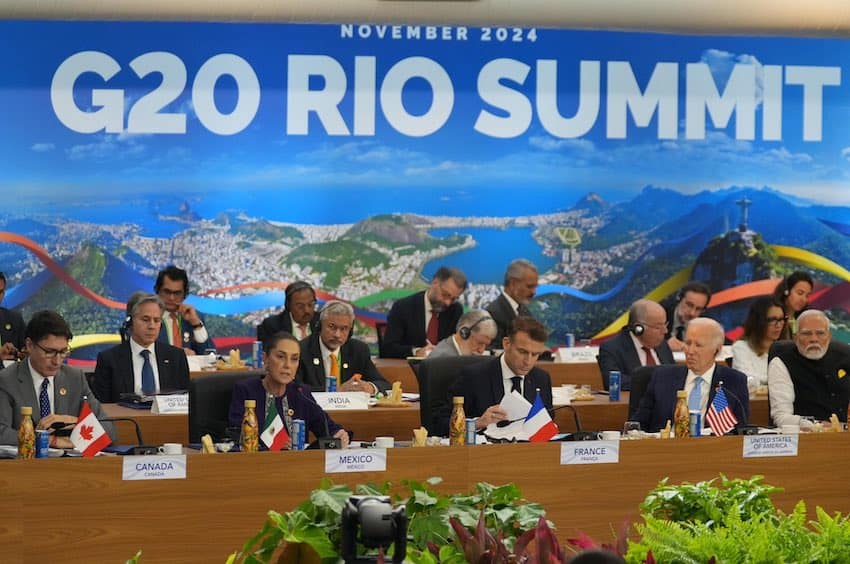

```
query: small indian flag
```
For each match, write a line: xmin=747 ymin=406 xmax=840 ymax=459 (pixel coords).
xmin=260 ymin=401 xmax=289 ymax=451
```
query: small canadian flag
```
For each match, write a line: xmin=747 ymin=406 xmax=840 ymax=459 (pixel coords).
xmin=70 ymin=402 xmax=111 ymax=457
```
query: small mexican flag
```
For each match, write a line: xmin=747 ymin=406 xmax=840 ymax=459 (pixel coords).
xmin=260 ymin=401 xmax=289 ymax=451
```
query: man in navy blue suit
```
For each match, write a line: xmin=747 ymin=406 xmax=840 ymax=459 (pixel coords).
xmin=440 ymin=317 xmax=553 ymax=435
xmin=634 ymin=317 xmax=749 ymax=433
xmin=155 ymin=265 xmax=214 ymax=355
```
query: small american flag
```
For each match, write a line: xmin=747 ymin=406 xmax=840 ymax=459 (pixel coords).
xmin=706 ymin=387 xmax=738 ymax=436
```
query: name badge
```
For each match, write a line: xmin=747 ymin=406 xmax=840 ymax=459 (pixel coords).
xmin=151 ymin=393 xmax=189 ymax=414
xmin=122 ymin=455 xmax=187 ymax=481
xmin=743 ymin=435 xmax=799 ymax=458
xmin=325 ymin=449 xmax=387 ymax=473
xmin=557 ymin=346 xmax=600 ymax=363
xmin=312 ymin=392 xmax=370 ymax=410
xmin=560 ymin=440 xmax=620 ymax=465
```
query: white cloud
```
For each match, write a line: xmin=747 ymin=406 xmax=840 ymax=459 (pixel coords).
xmin=30 ymin=143 xmax=55 ymax=152
xmin=66 ymin=134 xmax=146 ymax=161
xmin=528 ymin=136 xmax=596 ymax=152
xmin=700 ymin=49 xmax=765 ymax=107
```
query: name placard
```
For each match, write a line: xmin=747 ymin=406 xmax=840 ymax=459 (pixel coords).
xmin=312 ymin=392 xmax=370 ymax=410
xmin=325 ymin=449 xmax=387 ymax=473
xmin=122 ymin=455 xmax=187 ymax=481
xmin=151 ymin=393 xmax=189 ymax=414
xmin=560 ymin=440 xmax=620 ymax=465
xmin=556 ymin=346 xmax=600 ymax=363
xmin=743 ymin=435 xmax=799 ymax=458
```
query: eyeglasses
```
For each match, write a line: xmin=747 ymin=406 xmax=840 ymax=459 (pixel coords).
xmin=33 ymin=342 xmax=71 ymax=359
xmin=766 ymin=316 xmax=788 ymax=326
xmin=798 ymin=330 xmax=829 ymax=338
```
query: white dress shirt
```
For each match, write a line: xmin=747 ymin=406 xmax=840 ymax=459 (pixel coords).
xmin=29 ymin=360 xmax=53 ymax=415
xmin=629 ymin=332 xmax=660 ymax=366
xmin=731 ymin=340 xmax=768 ymax=390
xmin=767 ymin=356 xmax=805 ymax=428
xmin=130 ymin=338 xmax=161 ymax=395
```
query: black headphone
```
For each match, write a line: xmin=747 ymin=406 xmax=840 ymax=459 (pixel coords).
xmin=285 ymin=281 xmax=315 ymax=309
xmin=629 ymin=323 xmax=645 ymax=336
xmin=459 ymin=315 xmax=492 ymax=340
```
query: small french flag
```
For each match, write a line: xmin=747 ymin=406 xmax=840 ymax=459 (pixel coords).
xmin=523 ymin=394 xmax=559 ymax=442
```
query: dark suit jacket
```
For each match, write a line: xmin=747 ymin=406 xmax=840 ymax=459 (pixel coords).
xmin=92 ymin=341 xmax=191 ymax=403
xmin=633 ymin=364 xmax=750 ymax=433
xmin=157 ymin=314 xmax=214 ymax=355
xmin=298 ymin=333 xmax=390 ymax=393
xmin=485 ymin=294 xmax=516 ymax=347
xmin=597 ymin=329 xmax=675 ymax=390
xmin=0 ymin=362 xmax=115 ymax=445
xmin=0 ymin=307 xmax=25 ymax=355
xmin=383 ymin=291 xmax=463 ymax=358
xmin=257 ymin=311 xmax=321 ymax=342
xmin=228 ymin=378 xmax=342 ymax=446
xmin=437 ymin=356 xmax=553 ymax=436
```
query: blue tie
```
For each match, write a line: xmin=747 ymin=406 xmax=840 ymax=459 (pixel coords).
xmin=39 ymin=378 xmax=50 ymax=419
xmin=141 ymin=349 xmax=155 ymax=395
xmin=689 ymin=376 xmax=703 ymax=412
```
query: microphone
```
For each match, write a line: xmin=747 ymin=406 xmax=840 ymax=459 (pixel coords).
xmin=715 ymin=380 xmax=756 ymax=435
xmin=496 ymin=404 xmax=582 ymax=432
xmin=100 ymin=417 xmax=159 ymax=455
xmin=296 ymin=386 xmax=344 ymax=449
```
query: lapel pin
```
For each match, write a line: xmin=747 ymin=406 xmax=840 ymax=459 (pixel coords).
xmin=183 ymin=332 xmax=191 ymax=343
xmin=59 ymin=387 xmax=68 ymax=396
xmin=342 ymin=363 xmax=349 ymax=369
xmin=164 ymin=359 xmax=171 ymax=364
xmin=287 ymin=408 xmax=294 ymax=417
xmin=313 ymin=358 xmax=320 ymax=365
xmin=4 ymin=324 xmax=10 ymax=331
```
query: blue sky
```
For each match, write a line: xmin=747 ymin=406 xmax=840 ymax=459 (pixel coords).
xmin=3 ymin=21 xmax=850 ymax=211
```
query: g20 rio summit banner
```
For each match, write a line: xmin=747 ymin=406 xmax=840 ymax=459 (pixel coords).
xmin=2 ymin=20 xmax=850 ymax=355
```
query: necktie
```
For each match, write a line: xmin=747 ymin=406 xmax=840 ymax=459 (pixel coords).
xmin=171 ymin=314 xmax=182 ymax=347
xmin=427 ymin=311 xmax=439 ymax=345
xmin=689 ymin=376 xmax=703 ymax=412
xmin=329 ymin=353 xmax=340 ymax=386
xmin=642 ymin=347 xmax=657 ymax=366
xmin=141 ymin=349 xmax=155 ymax=395
xmin=39 ymin=378 xmax=50 ymax=419
xmin=510 ymin=376 xmax=522 ymax=395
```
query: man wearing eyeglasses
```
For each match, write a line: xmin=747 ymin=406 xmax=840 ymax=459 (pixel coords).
xmin=154 ymin=265 xmax=214 ymax=356
xmin=298 ymin=301 xmax=389 ymax=394
xmin=382 ymin=266 xmax=467 ymax=358
xmin=0 ymin=310 xmax=115 ymax=447
xmin=598 ymin=299 xmax=675 ymax=391
xmin=665 ymin=282 xmax=712 ymax=353
xmin=768 ymin=309 xmax=850 ymax=429
xmin=92 ymin=292 xmax=190 ymax=403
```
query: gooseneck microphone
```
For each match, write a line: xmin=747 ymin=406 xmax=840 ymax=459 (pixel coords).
xmin=295 ymin=386 xmax=343 ymax=449
xmin=495 ymin=404 xmax=583 ymax=432
xmin=100 ymin=417 xmax=160 ymax=454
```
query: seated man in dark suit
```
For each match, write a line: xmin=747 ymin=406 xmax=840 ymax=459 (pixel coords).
xmin=257 ymin=281 xmax=321 ymax=342
xmin=767 ymin=309 xmax=850 ymax=429
xmin=0 ymin=271 xmax=25 ymax=367
xmin=0 ymin=310 xmax=115 ymax=447
xmin=93 ymin=292 xmax=191 ymax=403
xmin=486 ymin=259 xmax=539 ymax=346
xmin=664 ymin=281 xmax=712 ymax=353
xmin=155 ymin=265 xmax=214 ymax=355
xmin=634 ymin=317 xmax=749 ymax=433
xmin=382 ymin=266 xmax=467 ymax=358
xmin=440 ymin=317 xmax=553 ymax=435
xmin=598 ymin=299 xmax=675 ymax=390
xmin=298 ymin=300 xmax=389 ymax=394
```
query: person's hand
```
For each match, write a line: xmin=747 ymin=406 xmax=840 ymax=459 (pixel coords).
xmin=178 ymin=303 xmax=202 ymax=327
xmin=334 ymin=429 xmax=350 ymax=449
xmin=182 ymin=347 xmax=197 ymax=356
xmin=476 ymin=405 xmax=508 ymax=430
xmin=339 ymin=379 xmax=375 ymax=394
xmin=667 ymin=336 xmax=685 ymax=352
xmin=51 ymin=436 xmax=74 ymax=449
xmin=413 ymin=343 xmax=434 ymax=357
xmin=36 ymin=414 xmax=77 ymax=432
xmin=0 ymin=342 xmax=18 ymax=361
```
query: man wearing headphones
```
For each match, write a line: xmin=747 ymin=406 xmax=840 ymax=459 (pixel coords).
xmin=665 ymin=281 xmax=712 ymax=352
xmin=430 ymin=310 xmax=498 ymax=359
xmin=257 ymin=281 xmax=321 ymax=343
xmin=597 ymin=299 xmax=674 ymax=391
xmin=154 ymin=265 xmax=214 ymax=356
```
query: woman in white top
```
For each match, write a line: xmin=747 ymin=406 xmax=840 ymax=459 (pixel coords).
xmin=732 ymin=296 xmax=787 ymax=394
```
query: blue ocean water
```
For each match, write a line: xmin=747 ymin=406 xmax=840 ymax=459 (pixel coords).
xmin=422 ymin=227 xmax=558 ymax=284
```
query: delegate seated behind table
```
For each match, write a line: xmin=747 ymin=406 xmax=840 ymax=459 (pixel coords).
xmin=633 ymin=317 xmax=749 ymax=434
xmin=0 ymin=310 xmax=115 ymax=447
xmin=767 ymin=309 xmax=850 ymax=429
xmin=229 ymin=331 xmax=349 ymax=449
xmin=731 ymin=296 xmax=786 ymax=394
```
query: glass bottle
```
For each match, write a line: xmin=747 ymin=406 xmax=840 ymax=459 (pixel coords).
xmin=449 ymin=396 xmax=466 ymax=446
xmin=240 ymin=399 xmax=259 ymax=453
xmin=18 ymin=406 xmax=35 ymax=459
xmin=673 ymin=390 xmax=690 ymax=438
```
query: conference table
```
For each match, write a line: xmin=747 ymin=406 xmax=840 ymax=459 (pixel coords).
xmin=2 ymin=434 xmax=848 ymax=562
xmin=103 ymin=393 xmax=771 ymax=446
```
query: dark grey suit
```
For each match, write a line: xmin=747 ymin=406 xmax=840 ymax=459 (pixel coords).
xmin=0 ymin=362 xmax=115 ymax=445
xmin=597 ymin=329 xmax=675 ymax=390
xmin=485 ymin=294 xmax=518 ymax=346
xmin=298 ymin=333 xmax=390 ymax=393
xmin=92 ymin=341 xmax=190 ymax=403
